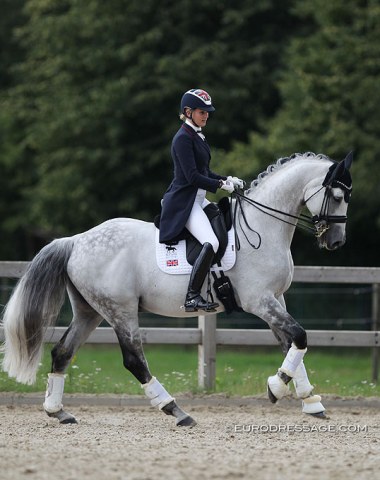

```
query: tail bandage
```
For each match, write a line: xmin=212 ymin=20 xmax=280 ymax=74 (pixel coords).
xmin=43 ymin=373 xmax=65 ymax=413
xmin=142 ymin=377 xmax=174 ymax=410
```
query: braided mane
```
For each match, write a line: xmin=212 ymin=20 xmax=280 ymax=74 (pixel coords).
xmin=246 ymin=152 xmax=332 ymax=193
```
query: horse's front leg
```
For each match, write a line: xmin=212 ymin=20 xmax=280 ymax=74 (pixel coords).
xmin=112 ymin=316 xmax=196 ymax=427
xmin=255 ymin=295 xmax=326 ymax=418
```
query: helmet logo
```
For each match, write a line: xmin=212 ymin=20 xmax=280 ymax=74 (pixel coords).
xmin=189 ymin=89 xmax=212 ymax=105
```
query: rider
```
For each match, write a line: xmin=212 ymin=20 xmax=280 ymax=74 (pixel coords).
xmin=159 ymin=88 xmax=244 ymax=312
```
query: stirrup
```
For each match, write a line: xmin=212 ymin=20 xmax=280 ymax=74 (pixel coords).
xmin=183 ymin=295 xmax=219 ymax=313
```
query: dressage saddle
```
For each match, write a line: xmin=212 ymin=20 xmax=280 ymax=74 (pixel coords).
xmin=155 ymin=197 xmax=241 ymax=314
xmin=154 ymin=196 xmax=232 ymax=266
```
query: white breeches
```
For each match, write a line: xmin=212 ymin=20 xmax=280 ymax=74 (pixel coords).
xmin=185 ymin=189 xmax=219 ymax=253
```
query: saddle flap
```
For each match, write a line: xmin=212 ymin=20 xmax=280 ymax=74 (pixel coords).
xmin=155 ymin=228 xmax=236 ymax=275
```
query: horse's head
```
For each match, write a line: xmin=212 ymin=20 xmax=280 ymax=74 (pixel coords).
xmin=303 ymin=152 xmax=353 ymax=250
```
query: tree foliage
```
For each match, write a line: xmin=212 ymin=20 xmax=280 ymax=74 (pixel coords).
xmin=214 ymin=0 xmax=380 ymax=265
xmin=0 ymin=0 xmax=299 ymax=258
xmin=1 ymin=0 xmax=380 ymax=267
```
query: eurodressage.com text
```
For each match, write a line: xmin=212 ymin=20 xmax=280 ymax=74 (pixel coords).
xmin=234 ymin=424 xmax=368 ymax=434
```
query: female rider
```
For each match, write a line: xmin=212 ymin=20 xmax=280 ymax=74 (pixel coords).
xmin=159 ymin=89 xmax=244 ymax=312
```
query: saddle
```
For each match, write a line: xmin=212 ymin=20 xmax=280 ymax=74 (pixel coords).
xmin=155 ymin=196 xmax=232 ymax=266
xmin=155 ymin=197 xmax=242 ymax=314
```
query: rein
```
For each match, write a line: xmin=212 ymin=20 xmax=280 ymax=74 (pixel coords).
xmin=231 ymin=185 xmax=348 ymax=251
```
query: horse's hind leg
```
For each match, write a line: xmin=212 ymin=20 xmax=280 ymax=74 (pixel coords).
xmin=256 ymin=295 xmax=325 ymax=417
xmin=108 ymin=307 xmax=196 ymax=427
xmin=44 ymin=282 xmax=103 ymax=424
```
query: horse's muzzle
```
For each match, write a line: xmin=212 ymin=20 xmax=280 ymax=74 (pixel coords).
xmin=318 ymin=224 xmax=346 ymax=250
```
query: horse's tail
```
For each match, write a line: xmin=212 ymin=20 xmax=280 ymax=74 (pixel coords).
xmin=1 ymin=238 xmax=74 ymax=385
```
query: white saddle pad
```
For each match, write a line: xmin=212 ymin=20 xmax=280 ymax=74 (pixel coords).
xmin=155 ymin=228 xmax=236 ymax=275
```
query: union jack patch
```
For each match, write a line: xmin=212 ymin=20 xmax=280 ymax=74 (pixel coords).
xmin=166 ymin=259 xmax=179 ymax=267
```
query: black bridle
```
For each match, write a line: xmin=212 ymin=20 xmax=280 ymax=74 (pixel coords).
xmin=231 ymin=177 xmax=351 ymax=251
xmin=303 ymin=185 xmax=349 ymax=236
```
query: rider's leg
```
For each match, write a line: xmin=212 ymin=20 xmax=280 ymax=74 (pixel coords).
xmin=185 ymin=191 xmax=219 ymax=253
xmin=184 ymin=190 xmax=219 ymax=312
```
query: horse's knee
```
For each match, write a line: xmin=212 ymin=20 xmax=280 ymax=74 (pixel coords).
xmin=292 ymin=325 xmax=307 ymax=349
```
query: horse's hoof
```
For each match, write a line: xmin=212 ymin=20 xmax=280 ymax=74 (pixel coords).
xmin=267 ymin=385 xmax=278 ymax=404
xmin=308 ymin=411 xmax=328 ymax=419
xmin=176 ymin=415 xmax=197 ymax=427
xmin=47 ymin=409 xmax=78 ymax=424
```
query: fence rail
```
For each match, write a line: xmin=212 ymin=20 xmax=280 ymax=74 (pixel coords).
xmin=0 ymin=262 xmax=379 ymax=387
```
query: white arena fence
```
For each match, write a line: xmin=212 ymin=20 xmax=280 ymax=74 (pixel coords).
xmin=0 ymin=262 xmax=379 ymax=388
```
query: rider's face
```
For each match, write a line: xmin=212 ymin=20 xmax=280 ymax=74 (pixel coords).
xmin=187 ymin=108 xmax=209 ymax=128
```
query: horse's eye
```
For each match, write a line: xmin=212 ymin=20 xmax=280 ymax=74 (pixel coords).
xmin=331 ymin=189 xmax=344 ymax=202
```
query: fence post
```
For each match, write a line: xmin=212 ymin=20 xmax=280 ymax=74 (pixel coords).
xmin=198 ymin=313 xmax=217 ymax=390
xmin=371 ymin=284 xmax=380 ymax=382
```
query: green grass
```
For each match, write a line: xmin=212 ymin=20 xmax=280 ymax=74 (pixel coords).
xmin=0 ymin=345 xmax=379 ymax=397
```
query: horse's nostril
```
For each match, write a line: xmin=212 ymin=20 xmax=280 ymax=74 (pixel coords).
xmin=331 ymin=239 xmax=345 ymax=250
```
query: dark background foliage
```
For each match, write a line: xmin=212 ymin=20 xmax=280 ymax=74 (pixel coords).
xmin=0 ymin=0 xmax=379 ymax=266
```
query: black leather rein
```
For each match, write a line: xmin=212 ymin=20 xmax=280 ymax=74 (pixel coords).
xmin=231 ymin=185 xmax=348 ymax=250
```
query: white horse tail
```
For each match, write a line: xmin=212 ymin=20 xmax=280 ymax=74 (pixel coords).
xmin=1 ymin=238 xmax=74 ymax=385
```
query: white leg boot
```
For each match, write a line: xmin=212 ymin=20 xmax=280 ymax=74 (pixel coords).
xmin=142 ymin=376 xmax=175 ymax=410
xmin=301 ymin=395 xmax=326 ymax=415
xmin=43 ymin=373 xmax=65 ymax=413
xmin=293 ymin=362 xmax=325 ymax=416
xmin=268 ymin=343 xmax=307 ymax=402
xmin=293 ymin=361 xmax=313 ymax=398
xmin=43 ymin=373 xmax=77 ymax=424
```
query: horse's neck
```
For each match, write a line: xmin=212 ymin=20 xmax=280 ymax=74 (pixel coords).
xmin=240 ymin=159 xmax=328 ymax=247
xmin=254 ymin=159 xmax=330 ymax=211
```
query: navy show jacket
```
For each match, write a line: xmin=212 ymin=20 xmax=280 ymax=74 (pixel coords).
xmin=159 ymin=124 xmax=226 ymax=244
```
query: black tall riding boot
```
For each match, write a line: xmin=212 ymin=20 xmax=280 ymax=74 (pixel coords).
xmin=184 ymin=242 xmax=219 ymax=312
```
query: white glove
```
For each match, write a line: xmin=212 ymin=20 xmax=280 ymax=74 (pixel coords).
xmin=227 ymin=176 xmax=245 ymax=189
xmin=220 ymin=179 xmax=234 ymax=193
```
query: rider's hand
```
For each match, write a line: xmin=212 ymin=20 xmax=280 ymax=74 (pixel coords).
xmin=227 ymin=176 xmax=245 ymax=190
xmin=219 ymin=179 xmax=234 ymax=193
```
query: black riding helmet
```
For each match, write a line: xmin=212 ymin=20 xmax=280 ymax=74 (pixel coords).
xmin=180 ymin=89 xmax=215 ymax=113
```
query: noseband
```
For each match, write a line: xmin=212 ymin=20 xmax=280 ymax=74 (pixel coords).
xmin=305 ymin=162 xmax=353 ymax=237
xmin=303 ymin=186 xmax=348 ymax=238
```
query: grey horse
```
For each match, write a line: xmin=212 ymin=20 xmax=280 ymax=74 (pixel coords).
xmin=1 ymin=152 xmax=353 ymax=426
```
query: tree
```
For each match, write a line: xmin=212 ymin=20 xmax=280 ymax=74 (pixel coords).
xmin=0 ymin=0 xmax=301 ymax=258
xmin=0 ymin=0 xmax=34 ymax=259
xmin=214 ymin=0 xmax=380 ymax=265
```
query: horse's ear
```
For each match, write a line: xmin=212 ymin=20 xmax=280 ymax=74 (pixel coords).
xmin=343 ymin=151 xmax=353 ymax=170
xmin=333 ymin=158 xmax=346 ymax=178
